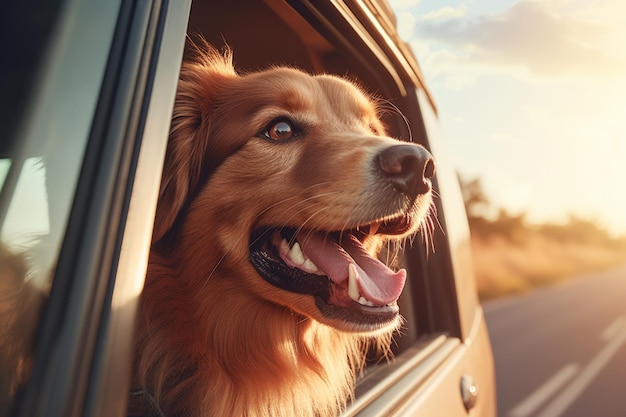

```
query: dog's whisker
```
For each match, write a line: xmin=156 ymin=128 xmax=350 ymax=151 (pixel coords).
xmin=292 ymin=208 xmax=331 ymax=238
xmin=423 ymin=204 xmax=438 ymax=254
xmin=377 ymin=99 xmax=413 ymax=142
xmin=430 ymin=203 xmax=443 ymax=236
xmin=253 ymin=189 xmax=344 ymax=230
xmin=296 ymin=316 xmax=310 ymax=325
xmin=243 ymin=184 xmax=341 ymax=226
xmin=199 ymin=251 xmax=230 ymax=290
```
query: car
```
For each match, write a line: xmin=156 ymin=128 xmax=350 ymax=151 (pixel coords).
xmin=0 ymin=1 xmax=495 ymax=416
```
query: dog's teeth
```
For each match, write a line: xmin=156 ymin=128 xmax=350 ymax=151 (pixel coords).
xmin=302 ymin=258 xmax=319 ymax=273
xmin=345 ymin=264 xmax=379 ymax=306
xmin=348 ymin=264 xmax=360 ymax=302
xmin=357 ymin=296 xmax=375 ymax=306
xmin=289 ymin=242 xmax=305 ymax=264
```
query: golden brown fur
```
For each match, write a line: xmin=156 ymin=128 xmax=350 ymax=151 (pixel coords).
xmin=132 ymin=43 xmax=434 ymax=417
xmin=0 ymin=246 xmax=45 ymax=416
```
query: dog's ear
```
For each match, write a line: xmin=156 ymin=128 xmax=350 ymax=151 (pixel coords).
xmin=152 ymin=43 xmax=237 ymax=243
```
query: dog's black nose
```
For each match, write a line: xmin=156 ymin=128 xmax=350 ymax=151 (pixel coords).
xmin=377 ymin=144 xmax=435 ymax=198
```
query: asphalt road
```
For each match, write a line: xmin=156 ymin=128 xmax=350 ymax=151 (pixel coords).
xmin=483 ymin=265 xmax=626 ymax=417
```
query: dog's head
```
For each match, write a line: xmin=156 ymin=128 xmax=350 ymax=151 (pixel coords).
xmin=153 ymin=44 xmax=435 ymax=335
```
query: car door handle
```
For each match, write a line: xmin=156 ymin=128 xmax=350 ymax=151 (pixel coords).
xmin=460 ymin=374 xmax=479 ymax=411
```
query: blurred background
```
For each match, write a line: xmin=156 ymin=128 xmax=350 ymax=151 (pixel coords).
xmin=388 ymin=1 xmax=626 ymax=416
xmin=388 ymin=0 xmax=626 ymax=300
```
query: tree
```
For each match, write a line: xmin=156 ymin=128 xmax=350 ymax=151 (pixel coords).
xmin=458 ymin=175 xmax=490 ymax=220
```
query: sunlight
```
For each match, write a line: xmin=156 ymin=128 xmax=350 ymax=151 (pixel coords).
xmin=388 ymin=0 xmax=626 ymax=236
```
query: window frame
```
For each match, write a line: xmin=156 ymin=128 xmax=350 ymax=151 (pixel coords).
xmin=13 ymin=1 xmax=190 ymax=416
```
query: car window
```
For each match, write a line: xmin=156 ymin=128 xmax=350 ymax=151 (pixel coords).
xmin=183 ymin=4 xmax=465 ymax=412
xmin=0 ymin=0 xmax=121 ymax=413
xmin=416 ymin=89 xmax=478 ymax=339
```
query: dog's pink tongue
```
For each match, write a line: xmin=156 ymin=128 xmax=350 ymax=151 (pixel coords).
xmin=297 ymin=232 xmax=406 ymax=305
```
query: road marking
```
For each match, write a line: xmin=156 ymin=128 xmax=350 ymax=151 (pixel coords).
xmin=508 ymin=364 xmax=580 ymax=417
xmin=536 ymin=326 xmax=626 ymax=417
xmin=602 ymin=315 xmax=626 ymax=341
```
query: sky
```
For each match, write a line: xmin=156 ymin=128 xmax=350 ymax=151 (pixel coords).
xmin=387 ymin=0 xmax=626 ymax=236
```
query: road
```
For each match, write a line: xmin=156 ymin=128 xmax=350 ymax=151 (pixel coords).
xmin=483 ymin=265 xmax=626 ymax=417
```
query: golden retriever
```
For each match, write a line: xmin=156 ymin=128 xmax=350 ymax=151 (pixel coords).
xmin=129 ymin=42 xmax=435 ymax=417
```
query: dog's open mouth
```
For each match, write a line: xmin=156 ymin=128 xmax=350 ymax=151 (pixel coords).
xmin=249 ymin=214 xmax=413 ymax=330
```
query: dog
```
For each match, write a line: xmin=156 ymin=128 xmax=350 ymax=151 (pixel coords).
xmin=130 ymin=42 xmax=435 ymax=417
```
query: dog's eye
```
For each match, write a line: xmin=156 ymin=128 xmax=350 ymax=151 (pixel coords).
xmin=262 ymin=119 xmax=298 ymax=141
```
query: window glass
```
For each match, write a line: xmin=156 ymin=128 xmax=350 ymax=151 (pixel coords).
xmin=0 ymin=0 xmax=121 ymax=412
xmin=417 ymin=88 xmax=478 ymax=337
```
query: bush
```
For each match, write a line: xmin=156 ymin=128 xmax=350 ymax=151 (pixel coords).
xmin=458 ymin=175 xmax=626 ymax=300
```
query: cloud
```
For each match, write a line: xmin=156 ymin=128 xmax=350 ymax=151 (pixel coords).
xmin=420 ymin=5 xmax=468 ymax=22
xmin=387 ymin=0 xmax=421 ymax=11
xmin=413 ymin=0 xmax=626 ymax=78
xmin=442 ymin=72 xmax=476 ymax=90
xmin=395 ymin=10 xmax=417 ymax=41
xmin=388 ymin=0 xmax=421 ymax=40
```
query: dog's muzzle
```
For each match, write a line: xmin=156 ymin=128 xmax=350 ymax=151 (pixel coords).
xmin=248 ymin=143 xmax=435 ymax=332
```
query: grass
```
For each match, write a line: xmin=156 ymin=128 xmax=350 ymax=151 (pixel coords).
xmin=472 ymin=232 xmax=626 ymax=301
xmin=458 ymin=176 xmax=626 ymax=301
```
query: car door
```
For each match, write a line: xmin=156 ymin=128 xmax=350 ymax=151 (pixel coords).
xmin=0 ymin=1 xmax=190 ymax=416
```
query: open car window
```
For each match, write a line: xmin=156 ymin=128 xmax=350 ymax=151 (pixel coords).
xmin=183 ymin=2 xmax=476 ymax=412
xmin=1 ymin=1 xmax=494 ymax=416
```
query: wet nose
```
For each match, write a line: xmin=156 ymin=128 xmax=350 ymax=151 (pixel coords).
xmin=377 ymin=144 xmax=435 ymax=198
